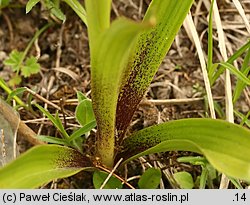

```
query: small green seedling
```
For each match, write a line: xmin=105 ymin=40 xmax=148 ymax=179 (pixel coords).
xmin=1 ymin=0 xmax=250 ymax=189
xmin=26 ymin=0 xmax=87 ymax=24
xmin=92 ymin=167 xmax=161 ymax=189
xmin=173 ymin=171 xmax=194 ymax=189
xmin=4 ymin=24 xmax=51 ymax=86
xmin=0 ymin=0 xmax=10 ymax=9
xmin=93 ymin=170 xmax=122 ymax=189
xmin=177 ymin=156 xmax=217 ymax=189
xmin=138 ymin=168 xmax=161 ymax=189
xmin=26 ymin=0 xmax=65 ymax=22
xmin=35 ymin=92 xmax=96 ymax=152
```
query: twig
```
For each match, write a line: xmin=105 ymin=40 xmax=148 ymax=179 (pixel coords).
xmin=23 ymin=116 xmax=75 ymax=123
xmin=25 ymin=87 xmax=61 ymax=111
xmin=96 ymin=159 xmax=135 ymax=189
xmin=99 ymin=158 xmax=123 ymax=189
xmin=50 ymin=96 xmax=224 ymax=106
xmin=2 ymin=12 xmax=14 ymax=47
xmin=141 ymin=97 xmax=223 ymax=106
xmin=34 ymin=38 xmax=41 ymax=59
xmin=55 ymin=23 xmax=64 ymax=68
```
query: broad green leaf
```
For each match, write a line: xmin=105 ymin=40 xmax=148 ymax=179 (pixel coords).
xmin=120 ymin=118 xmax=250 ymax=181
xmin=21 ymin=56 xmax=40 ymax=77
xmin=89 ymin=18 xmax=152 ymax=167
xmin=93 ymin=170 xmax=122 ymax=189
xmin=75 ymin=99 xmax=95 ymax=126
xmin=0 ymin=145 xmax=92 ymax=188
xmin=85 ymin=0 xmax=111 ymax=57
xmin=138 ymin=168 xmax=161 ymax=189
xmin=26 ymin=0 xmax=40 ymax=13
xmin=173 ymin=171 xmax=194 ymax=189
xmin=116 ymin=0 xmax=194 ymax=139
xmin=4 ymin=50 xmax=24 ymax=72
xmin=69 ymin=120 xmax=96 ymax=142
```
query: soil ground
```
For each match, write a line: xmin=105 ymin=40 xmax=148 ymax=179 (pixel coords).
xmin=0 ymin=0 xmax=250 ymax=188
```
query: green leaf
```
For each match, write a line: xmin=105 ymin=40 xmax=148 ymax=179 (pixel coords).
xmin=228 ymin=176 xmax=243 ymax=189
xmin=93 ymin=170 xmax=122 ymax=189
xmin=177 ymin=156 xmax=215 ymax=188
xmin=37 ymin=135 xmax=70 ymax=146
xmin=0 ymin=0 xmax=10 ymax=8
xmin=4 ymin=50 xmax=24 ymax=72
xmin=0 ymin=145 xmax=92 ymax=188
xmin=219 ymin=62 xmax=250 ymax=85
xmin=177 ymin=156 xmax=207 ymax=166
xmin=173 ymin=171 xmax=194 ymax=189
xmin=54 ymin=111 xmax=70 ymax=139
xmin=21 ymin=56 xmax=40 ymax=77
xmin=35 ymin=104 xmax=69 ymax=139
xmin=233 ymin=48 xmax=250 ymax=103
xmin=62 ymin=0 xmax=87 ymax=26
xmin=211 ymin=40 xmax=250 ymax=85
xmin=69 ymin=120 xmax=96 ymax=142
xmin=77 ymin=91 xmax=88 ymax=102
xmin=207 ymin=0 xmax=215 ymax=80
xmin=89 ymin=18 xmax=152 ymax=167
xmin=120 ymin=118 xmax=250 ymax=181
xmin=44 ymin=0 xmax=66 ymax=22
xmin=116 ymin=0 xmax=194 ymax=139
xmin=75 ymin=99 xmax=95 ymax=127
xmin=85 ymin=0 xmax=112 ymax=56
xmin=234 ymin=110 xmax=250 ymax=128
xmin=7 ymin=87 xmax=26 ymax=103
xmin=138 ymin=168 xmax=161 ymax=189
xmin=9 ymin=75 xmax=22 ymax=87
xmin=26 ymin=0 xmax=40 ymax=13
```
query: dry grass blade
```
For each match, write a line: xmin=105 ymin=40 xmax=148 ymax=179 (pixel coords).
xmin=232 ymin=0 xmax=250 ymax=34
xmin=212 ymin=0 xmax=233 ymax=189
xmin=52 ymin=67 xmax=80 ymax=82
xmin=183 ymin=13 xmax=216 ymax=119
